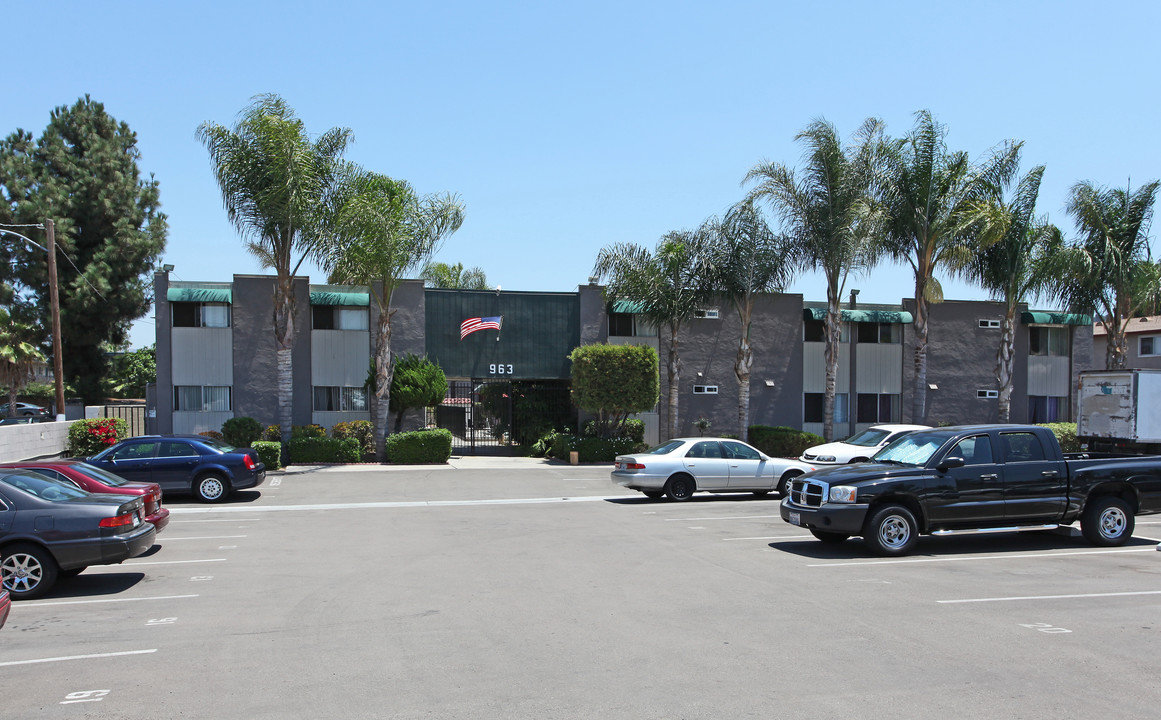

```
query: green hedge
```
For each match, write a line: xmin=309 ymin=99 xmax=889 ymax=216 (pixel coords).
xmin=222 ymin=416 xmax=264 ymax=447
xmin=747 ymin=425 xmax=825 ymax=457
xmin=385 ymin=429 xmax=453 ymax=464
xmin=1038 ymin=422 xmax=1081 ymax=453
xmin=332 ymin=420 xmax=374 ymax=457
xmin=287 ymin=437 xmax=361 ymax=463
xmin=251 ymin=441 xmax=282 ymax=470
xmin=550 ymin=433 xmax=640 ymax=462
xmin=68 ymin=417 xmax=129 ymax=457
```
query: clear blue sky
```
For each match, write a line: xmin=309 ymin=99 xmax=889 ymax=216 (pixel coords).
xmin=5 ymin=1 xmax=1159 ymax=348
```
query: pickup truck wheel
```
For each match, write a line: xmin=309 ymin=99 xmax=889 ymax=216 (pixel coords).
xmin=194 ymin=473 xmax=230 ymax=503
xmin=642 ymin=491 xmax=664 ymax=500
xmin=1 ymin=543 xmax=59 ymax=600
xmin=863 ymin=504 xmax=918 ymax=556
xmin=1081 ymin=496 xmax=1134 ymax=546
xmin=810 ymin=529 xmax=849 ymax=544
xmin=664 ymin=474 xmax=695 ymax=501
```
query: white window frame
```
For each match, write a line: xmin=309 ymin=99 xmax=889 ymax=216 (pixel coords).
xmin=978 ymin=319 xmax=1000 ymax=329
xmin=1140 ymin=335 xmax=1160 ymax=357
xmin=694 ymin=309 xmax=720 ymax=319
xmin=692 ymin=385 xmax=718 ymax=394
xmin=174 ymin=385 xmax=232 ymax=412
xmin=977 ymin=389 xmax=999 ymax=399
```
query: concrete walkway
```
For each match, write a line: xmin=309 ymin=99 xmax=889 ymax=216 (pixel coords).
xmin=277 ymin=455 xmax=607 ymax=473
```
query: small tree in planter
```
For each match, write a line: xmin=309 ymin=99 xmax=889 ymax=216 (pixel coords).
xmin=389 ymin=354 xmax=447 ymax=432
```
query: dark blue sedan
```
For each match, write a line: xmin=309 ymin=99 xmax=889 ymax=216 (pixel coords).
xmin=86 ymin=435 xmax=266 ymax=503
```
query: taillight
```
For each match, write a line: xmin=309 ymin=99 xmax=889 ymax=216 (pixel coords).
xmin=243 ymin=454 xmax=257 ymax=470
xmin=100 ymin=513 xmax=136 ymax=528
xmin=152 ymin=491 xmax=162 ymax=504
xmin=625 ymin=463 xmax=646 ymax=470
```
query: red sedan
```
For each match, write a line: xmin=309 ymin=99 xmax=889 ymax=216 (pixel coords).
xmin=0 ymin=586 xmax=10 ymax=629
xmin=0 ymin=461 xmax=170 ymax=533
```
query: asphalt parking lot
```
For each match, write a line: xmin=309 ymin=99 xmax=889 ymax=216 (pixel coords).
xmin=2 ymin=458 xmax=1160 ymax=719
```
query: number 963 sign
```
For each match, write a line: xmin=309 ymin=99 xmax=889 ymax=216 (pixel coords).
xmin=489 ymin=363 xmax=514 ymax=375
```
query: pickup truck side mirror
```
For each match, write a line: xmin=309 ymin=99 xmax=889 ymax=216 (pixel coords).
xmin=937 ymin=456 xmax=965 ymax=472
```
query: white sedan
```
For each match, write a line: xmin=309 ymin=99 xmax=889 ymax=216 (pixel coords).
xmin=799 ymin=424 xmax=929 ymax=464
xmin=611 ymin=437 xmax=816 ymax=501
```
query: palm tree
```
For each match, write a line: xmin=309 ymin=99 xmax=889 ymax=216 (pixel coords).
xmin=1056 ymin=179 xmax=1161 ymax=369
xmin=198 ymin=95 xmax=352 ymax=448
xmin=593 ymin=232 xmax=711 ymax=440
xmin=959 ymin=164 xmax=1060 ymax=421
xmin=317 ymin=169 xmax=465 ymax=458
xmin=876 ymin=110 xmax=1020 ymax=424
xmin=701 ymin=199 xmax=796 ymax=436
xmin=0 ymin=308 xmax=46 ymax=417
xmin=745 ymin=117 xmax=884 ymax=440
xmin=421 ymin=261 xmax=489 ymax=290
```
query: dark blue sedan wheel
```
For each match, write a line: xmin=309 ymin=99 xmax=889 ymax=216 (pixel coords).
xmin=194 ymin=473 xmax=229 ymax=503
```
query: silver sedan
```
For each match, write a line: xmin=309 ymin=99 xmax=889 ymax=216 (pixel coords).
xmin=611 ymin=437 xmax=816 ymax=501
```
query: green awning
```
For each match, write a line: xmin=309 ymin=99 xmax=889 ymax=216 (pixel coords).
xmin=611 ymin=300 xmax=646 ymax=314
xmin=803 ymin=308 xmax=913 ymax=323
xmin=310 ymin=291 xmax=369 ymax=307
xmin=1021 ymin=311 xmax=1091 ymax=326
xmin=167 ymin=287 xmax=232 ymax=304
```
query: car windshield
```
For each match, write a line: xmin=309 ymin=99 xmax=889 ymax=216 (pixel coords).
xmin=642 ymin=440 xmax=685 ymax=455
xmin=73 ymin=463 xmax=133 ymax=487
xmin=1 ymin=470 xmax=90 ymax=501
xmin=842 ymin=429 xmax=891 ymax=447
xmin=873 ymin=432 xmax=951 ymax=466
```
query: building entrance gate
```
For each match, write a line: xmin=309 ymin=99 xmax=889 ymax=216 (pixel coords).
xmin=431 ymin=379 xmax=575 ymax=455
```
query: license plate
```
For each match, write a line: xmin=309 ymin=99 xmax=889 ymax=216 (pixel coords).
xmin=788 ymin=511 xmax=802 ymax=526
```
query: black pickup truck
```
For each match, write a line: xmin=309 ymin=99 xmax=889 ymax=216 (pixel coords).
xmin=780 ymin=424 xmax=1161 ymax=556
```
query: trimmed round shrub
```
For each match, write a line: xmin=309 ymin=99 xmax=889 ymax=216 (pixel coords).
xmin=748 ymin=425 xmax=825 ymax=457
xmin=287 ymin=437 xmax=360 ymax=464
xmin=251 ymin=441 xmax=282 ymax=470
xmin=221 ymin=416 xmax=263 ymax=447
xmin=1038 ymin=422 xmax=1080 ymax=453
xmin=68 ymin=417 xmax=128 ymax=457
xmin=332 ymin=420 xmax=374 ymax=457
xmin=385 ymin=429 xmax=453 ymax=464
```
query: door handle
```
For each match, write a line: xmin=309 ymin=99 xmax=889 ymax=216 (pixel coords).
xmin=1041 ymin=471 xmax=1059 ymax=478
xmin=980 ymin=474 xmax=999 ymax=480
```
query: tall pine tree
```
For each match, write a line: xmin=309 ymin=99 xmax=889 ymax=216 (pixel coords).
xmin=0 ymin=96 xmax=167 ymax=402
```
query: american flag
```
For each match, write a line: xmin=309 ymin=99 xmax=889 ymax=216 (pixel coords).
xmin=460 ymin=316 xmax=503 ymax=339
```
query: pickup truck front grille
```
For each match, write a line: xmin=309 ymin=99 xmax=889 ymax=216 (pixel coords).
xmin=789 ymin=479 xmax=826 ymax=508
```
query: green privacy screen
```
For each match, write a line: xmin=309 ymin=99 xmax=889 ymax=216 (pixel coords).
xmin=424 ymin=289 xmax=581 ymax=379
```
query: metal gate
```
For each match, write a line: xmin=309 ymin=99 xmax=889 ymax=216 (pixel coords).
xmin=102 ymin=403 xmax=147 ymax=437
xmin=431 ymin=379 xmax=575 ymax=455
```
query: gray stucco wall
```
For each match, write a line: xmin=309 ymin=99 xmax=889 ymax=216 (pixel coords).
xmin=382 ymin=279 xmax=428 ymax=432
xmin=578 ymin=284 xmax=607 ymax=346
xmin=657 ymin=293 xmax=803 ymax=440
xmin=232 ymin=275 xmax=312 ymax=426
xmin=902 ymin=299 xmax=1004 ymax=426
xmin=153 ymin=271 xmax=173 ymax=434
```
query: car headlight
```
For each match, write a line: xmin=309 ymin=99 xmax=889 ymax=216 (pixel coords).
xmin=816 ymin=455 xmax=836 ymax=463
xmin=828 ymin=486 xmax=858 ymax=503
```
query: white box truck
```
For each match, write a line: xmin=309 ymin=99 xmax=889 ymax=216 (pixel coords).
xmin=1077 ymin=369 xmax=1161 ymax=452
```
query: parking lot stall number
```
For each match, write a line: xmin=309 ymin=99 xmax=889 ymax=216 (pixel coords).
xmin=146 ymin=617 xmax=177 ymax=626
xmin=62 ymin=690 xmax=110 ymax=704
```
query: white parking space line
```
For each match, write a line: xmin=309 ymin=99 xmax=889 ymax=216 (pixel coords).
xmin=724 ymin=535 xmax=815 ymax=540
xmin=938 ymin=590 xmax=1161 ymax=604
xmin=20 ymin=595 xmax=199 ymax=608
xmin=808 ymin=547 xmax=1156 ymax=567
xmin=168 ymin=496 xmax=625 ymax=513
xmin=665 ymin=515 xmax=783 ymax=521
xmin=123 ymin=558 xmax=227 ymax=566
xmin=159 ymin=535 xmax=247 ymax=541
xmin=0 ymin=649 xmax=158 ymax=667
xmin=169 ymin=518 xmax=262 ymax=523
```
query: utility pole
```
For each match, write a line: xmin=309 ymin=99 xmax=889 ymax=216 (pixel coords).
xmin=46 ymin=219 xmax=66 ymax=421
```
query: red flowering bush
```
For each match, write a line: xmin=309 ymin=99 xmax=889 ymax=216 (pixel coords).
xmin=67 ymin=417 xmax=129 ymax=457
